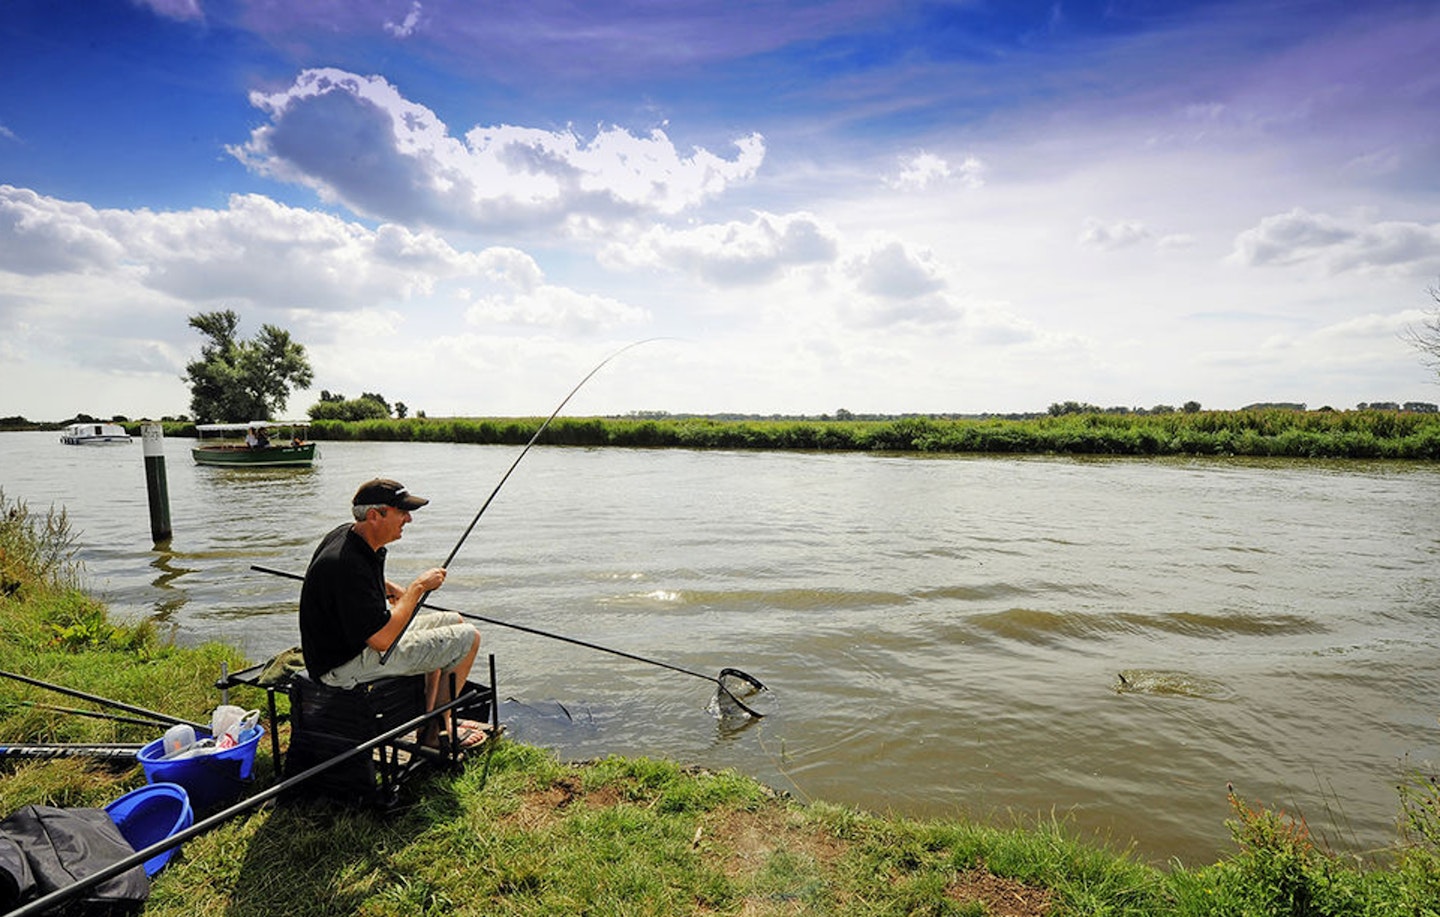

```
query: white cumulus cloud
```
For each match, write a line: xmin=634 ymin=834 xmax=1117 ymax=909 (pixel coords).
xmin=461 ymin=247 xmax=650 ymax=331
xmin=385 ymin=1 xmax=424 ymax=38
xmin=0 ymin=185 xmax=127 ymax=275
xmin=0 ymin=185 xmax=652 ymax=396
xmin=885 ymin=152 xmax=985 ymax=191
xmin=1078 ymin=218 xmax=1153 ymax=251
xmin=230 ymin=68 xmax=766 ymax=232
xmin=600 ymin=211 xmax=839 ymax=285
xmin=132 ymin=0 xmax=203 ymax=22
xmin=1230 ymin=208 xmax=1440 ymax=275
xmin=845 ymin=238 xmax=947 ymax=300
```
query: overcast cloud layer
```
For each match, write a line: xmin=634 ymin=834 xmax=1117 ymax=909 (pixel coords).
xmin=3 ymin=0 xmax=1439 ymax=420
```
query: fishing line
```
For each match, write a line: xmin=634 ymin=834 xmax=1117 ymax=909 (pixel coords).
xmin=381 ymin=338 xmax=664 ymax=664
xmin=754 ymin=731 xmax=813 ymax=806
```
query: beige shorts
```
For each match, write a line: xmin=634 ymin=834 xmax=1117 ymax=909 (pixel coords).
xmin=320 ymin=611 xmax=476 ymax=689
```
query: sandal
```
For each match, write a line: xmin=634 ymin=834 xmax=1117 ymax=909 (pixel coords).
xmin=451 ymin=722 xmax=496 ymax=749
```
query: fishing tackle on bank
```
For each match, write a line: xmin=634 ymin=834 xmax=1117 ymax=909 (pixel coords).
xmin=3 ymin=699 xmax=171 ymax=730
xmin=4 ymin=690 xmax=482 ymax=917
xmin=0 ymin=742 xmax=145 ymax=762
xmin=0 ymin=669 xmax=205 ymax=731
xmin=253 ymin=565 xmax=769 ymax=718
xmin=381 ymin=338 xmax=663 ymax=665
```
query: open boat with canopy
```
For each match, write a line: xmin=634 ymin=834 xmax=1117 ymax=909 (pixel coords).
xmin=192 ymin=421 xmax=316 ymax=467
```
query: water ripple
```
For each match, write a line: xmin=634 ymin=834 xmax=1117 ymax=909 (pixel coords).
xmin=961 ymin=606 xmax=1329 ymax=646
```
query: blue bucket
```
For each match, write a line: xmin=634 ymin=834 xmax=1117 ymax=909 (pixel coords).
xmin=105 ymin=782 xmax=194 ymax=876
xmin=136 ymin=726 xmax=265 ymax=813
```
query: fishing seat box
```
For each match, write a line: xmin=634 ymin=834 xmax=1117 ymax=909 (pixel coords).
xmin=216 ymin=655 xmax=496 ymax=810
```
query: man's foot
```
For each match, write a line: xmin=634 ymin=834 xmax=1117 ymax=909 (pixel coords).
xmin=452 ymin=721 xmax=497 ymax=748
xmin=419 ymin=720 xmax=500 ymax=755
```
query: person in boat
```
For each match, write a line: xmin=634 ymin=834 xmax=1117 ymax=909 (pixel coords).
xmin=245 ymin=427 xmax=260 ymax=448
xmin=298 ymin=478 xmax=487 ymax=750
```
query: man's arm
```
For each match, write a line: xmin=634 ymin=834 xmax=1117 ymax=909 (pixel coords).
xmin=365 ymin=567 xmax=446 ymax=652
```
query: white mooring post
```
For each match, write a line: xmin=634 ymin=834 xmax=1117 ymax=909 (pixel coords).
xmin=141 ymin=423 xmax=172 ymax=543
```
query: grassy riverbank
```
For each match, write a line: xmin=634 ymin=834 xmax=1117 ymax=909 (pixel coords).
xmin=3 ymin=492 xmax=1440 ymax=915
xmin=118 ymin=408 xmax=1440 ymax=459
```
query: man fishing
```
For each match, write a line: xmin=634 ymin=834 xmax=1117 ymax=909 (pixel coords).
xmin=298 ymin=478 xmax=488 ymax=750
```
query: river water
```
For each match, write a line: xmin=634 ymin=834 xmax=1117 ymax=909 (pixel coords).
xmin=3 ymin=430 xmax=1438 ymax=865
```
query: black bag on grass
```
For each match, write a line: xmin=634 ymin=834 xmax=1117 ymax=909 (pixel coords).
xmin=0 ymin=804 xmax=149 ymax=911
xmin=0 ymin=832 xmax=35 ymax=909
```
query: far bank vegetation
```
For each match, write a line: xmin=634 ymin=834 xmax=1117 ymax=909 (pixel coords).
xmin=11 ymin=406 xmax=1440 ymax=460
xmin=126 ymin=407 xmax=1440 ymax=460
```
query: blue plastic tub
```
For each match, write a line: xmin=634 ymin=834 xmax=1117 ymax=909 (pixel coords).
xmin=136 ymin=726 xmax=265 ymax=813
xmin=105 ymin=782 xmax=194 ymax=876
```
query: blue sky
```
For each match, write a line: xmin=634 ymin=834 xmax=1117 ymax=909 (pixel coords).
xmin=3 ymin=0 xmax=1439 ymax=421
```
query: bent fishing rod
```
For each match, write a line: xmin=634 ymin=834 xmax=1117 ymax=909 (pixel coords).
xmin=253 ymin=565 xmax=767 ymax=717
xmin=381 ymin=338 xmax=663 ymax=665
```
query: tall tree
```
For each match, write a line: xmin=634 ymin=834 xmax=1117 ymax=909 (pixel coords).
xmin=1407 ymin=283 xmax=1440 ymax=377
xmin=184 ymin=309 xmax=314 ymax=423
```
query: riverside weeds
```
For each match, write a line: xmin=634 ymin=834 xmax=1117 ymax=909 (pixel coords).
xmin=159 ymin=407 xmax=1440 ymax=460
xmin=32 ymin=407 xmax=1440 ymax=458
xmin=3 ymin=489 xmax=1440 ymax=915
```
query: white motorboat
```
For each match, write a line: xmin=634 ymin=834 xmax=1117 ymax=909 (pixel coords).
xmin=59 ymin=422 xmax=133 ymax=445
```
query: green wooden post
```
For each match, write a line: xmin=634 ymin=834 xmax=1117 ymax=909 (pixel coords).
xmin=141 ymin=423 xmax=172 ymax=543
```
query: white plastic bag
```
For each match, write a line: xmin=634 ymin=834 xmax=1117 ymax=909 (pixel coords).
xmin=210 ymin=706 xmax=260 ymax=749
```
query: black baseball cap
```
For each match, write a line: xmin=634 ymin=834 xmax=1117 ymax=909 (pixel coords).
xmin=352 ymin=478 xmax=429 ymax=510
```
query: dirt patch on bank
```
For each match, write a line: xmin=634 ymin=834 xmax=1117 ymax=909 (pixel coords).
xmin=698 ymin=805 xmax=848 ymax=876
xmin=947 ymin=867 xmax=1053 ymax=916
xmin=506 ymin=771 xmax=1053 ymax=915
xmin=504 ymin=774 xmax=624 ymax=830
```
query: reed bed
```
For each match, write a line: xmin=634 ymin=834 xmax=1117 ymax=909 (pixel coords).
xmin=268 ymin=409 xmax=1440 ymax=459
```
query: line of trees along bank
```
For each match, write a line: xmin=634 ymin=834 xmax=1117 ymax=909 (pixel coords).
xmin=139 ymin=408 xmax=1440 ymax=459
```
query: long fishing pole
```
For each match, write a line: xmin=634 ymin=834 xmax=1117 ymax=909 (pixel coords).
xmin=0 ymin=669 xmax=205 ymax=731
xmin=3 ymin=699 xmax=171 ymax=729
xmin=253 ymin=565 xmax=767 ymax=717
xmin=380 ymin=338 xmax=662 ymax=665
xmin=0 ymin=742 xmax=145 ymax=762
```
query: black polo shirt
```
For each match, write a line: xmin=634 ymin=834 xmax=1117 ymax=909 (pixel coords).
xmin=298 ymin=523 xmax=392 ymax=676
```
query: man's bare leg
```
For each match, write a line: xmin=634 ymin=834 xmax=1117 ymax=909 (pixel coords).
xmin=423 ymin=631 xmax=481 ymax=747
